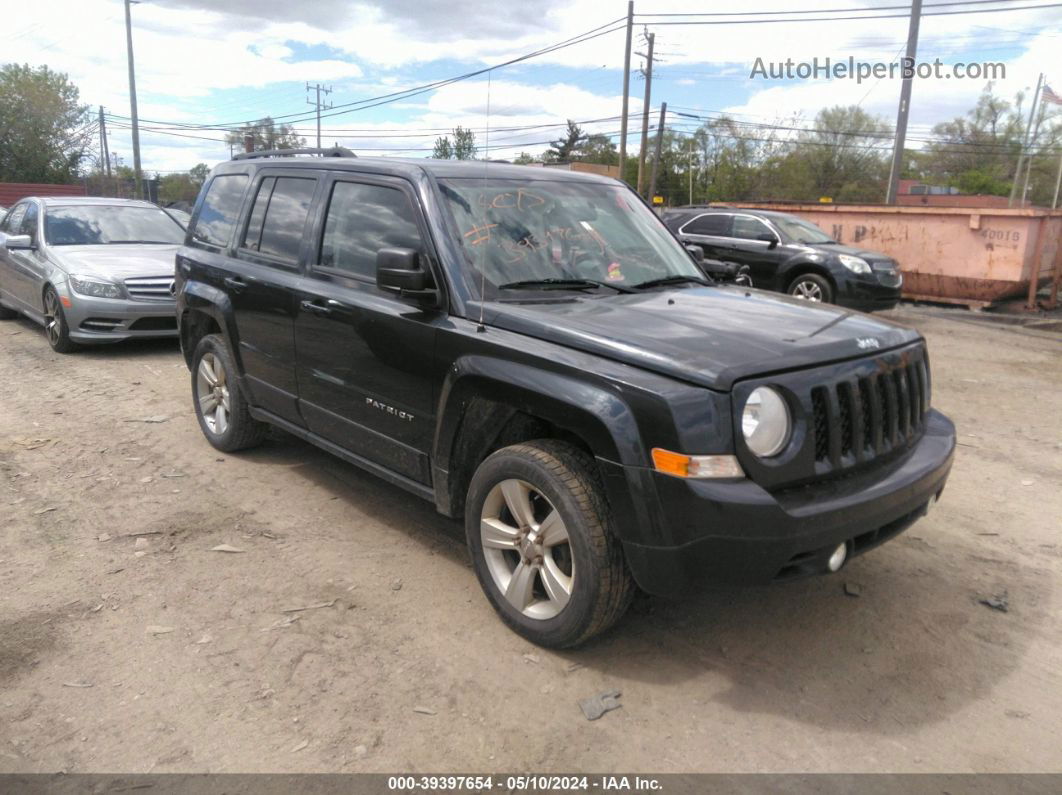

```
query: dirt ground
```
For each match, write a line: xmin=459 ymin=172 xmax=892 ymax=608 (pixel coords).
xmin=0 ymin=305 xmax=1059 ymax=774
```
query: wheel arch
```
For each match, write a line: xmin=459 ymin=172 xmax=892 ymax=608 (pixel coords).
xmin=178 ymin=280 xmax=239 ymax=370
xmin=780 ymin=261 xmax=837 ymax=293
xmin=432 ymin=356 xmax=644 ymax=526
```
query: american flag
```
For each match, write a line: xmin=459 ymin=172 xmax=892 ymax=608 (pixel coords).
xmin=1043 ymin=84 xmax=1062 ymax=105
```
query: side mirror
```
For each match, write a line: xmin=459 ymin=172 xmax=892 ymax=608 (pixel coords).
xmin=756 ymin=232 xmax=779 ymax=249
xmin=376 ymin=247 xmax=435 ymax=296
xmin=3 ymin=234 xmax=35 ymax=251
xmin=685 ymin=244 xmax=704 ymax=263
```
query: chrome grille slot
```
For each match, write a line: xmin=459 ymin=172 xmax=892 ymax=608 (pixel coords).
xmin=124 ymin=276 xmax=174 ymax=301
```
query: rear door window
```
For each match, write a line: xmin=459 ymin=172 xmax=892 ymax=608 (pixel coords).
xmin=243 ymin=176 xmax=316 ymax=263
xmin=191 ymin=174 xmax=249 ymax=249
xmin=731 ymin=215 xmax=774 ymax=241
xmin=683 ymin=213 xmax=731 ymax=236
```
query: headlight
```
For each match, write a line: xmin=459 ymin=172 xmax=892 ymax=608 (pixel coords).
xmin=838 ymin=254 xmax=871 ymax=275
xmin=742 ymin=386 xmax=791 ymax=457
xmin=69 ymin=274 xmax=124 ymax=299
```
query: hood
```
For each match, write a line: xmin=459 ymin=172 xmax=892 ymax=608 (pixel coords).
xmin=812 ymin=242 xmax=895 ymax=263
xmin=49 ymin=244 xmax=178 ymax=280
xmin=481 ymin=286 xmax=919 ymax=390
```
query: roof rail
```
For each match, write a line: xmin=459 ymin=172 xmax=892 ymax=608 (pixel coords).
xmin=232 ymin=146 xmax=356 ymax=161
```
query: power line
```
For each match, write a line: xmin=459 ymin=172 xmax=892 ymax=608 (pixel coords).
xmin=637 ymin=0 xmax=1039 ymax=17
xmin=637 ymin=1 xmax=1062 ymax=25
xmin=102 ymin=17 xmax=627 ymax=131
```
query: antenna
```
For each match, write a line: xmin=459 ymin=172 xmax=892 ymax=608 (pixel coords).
xmin=476 ymin=70 xmax=492 ymax=333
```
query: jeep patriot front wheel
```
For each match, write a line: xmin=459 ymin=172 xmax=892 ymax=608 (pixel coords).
xmin=465 ymin=440 xmax=634 ymax=648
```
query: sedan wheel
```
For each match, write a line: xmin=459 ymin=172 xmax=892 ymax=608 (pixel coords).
xmin=42 ymin=287 xmax=78 ymax=353
xmin=480 ymin=478 xmax=574 ymax=621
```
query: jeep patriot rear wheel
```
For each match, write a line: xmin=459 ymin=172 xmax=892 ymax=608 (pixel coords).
xmin=465 ymin=440 xmax=635 ymax=648
xmin=192 ymin=334 xmax=266 ymax=452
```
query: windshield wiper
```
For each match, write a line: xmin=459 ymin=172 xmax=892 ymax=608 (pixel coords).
xmin=631 ymin=274 xmax=713 ymax=290
xmin=108 ymin=240 xmax=178 ymax=245
xmin=498 ymin=278 xmax=635 ymax=294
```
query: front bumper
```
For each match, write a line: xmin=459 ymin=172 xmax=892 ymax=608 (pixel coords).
xmin=615 ymin=410 xmax=955 ymax=596
xmin=836 ymin=272 xmax=902 ymax=311
xmin=65 ymin=293 xmax=178 ymax=343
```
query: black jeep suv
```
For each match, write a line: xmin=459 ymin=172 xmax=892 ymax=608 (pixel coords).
xmin=175 ymin=150 xmax=955 ymax=648
xmin=663 ymin=206 xmax=903 ymax=311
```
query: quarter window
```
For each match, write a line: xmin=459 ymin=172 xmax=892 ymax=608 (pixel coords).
xmin=683 ymin=213 xmax=730 ymax=236
xmin=319 ymin=181 xmax=423 ymax=279
xmin=243 ymin=176 xmax=316 ymax=263
xmin=731 ymin=216 xmax=774 ymax=241
xmin=191 ymin=174 xmax=249 ymax=249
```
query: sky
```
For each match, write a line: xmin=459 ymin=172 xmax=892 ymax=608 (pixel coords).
xmin=4 ymin=0 xmax=1062 ymax=174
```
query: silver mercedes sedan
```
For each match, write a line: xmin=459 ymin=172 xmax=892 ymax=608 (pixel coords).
xmin=0 ymin=197 xmax=185 ymax=352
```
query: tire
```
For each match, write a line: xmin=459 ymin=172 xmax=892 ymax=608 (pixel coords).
xmin=191 ymin=333 xmax=266 ymax=452
xmin=465 ymin=440 xmax=635 ymax=648
xmin=42 ymin=286 xmax=79 ymax=353
xmin=788 ymin=272 xmax=834 ymax=304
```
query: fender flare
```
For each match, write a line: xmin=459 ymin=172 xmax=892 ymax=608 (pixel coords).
xmin=777 ymin=259 xmax=837 ymax=292
xmin=430 ymin=355 xmax=653 ymax=540
xmin=178 ymin=280 xmax=241 ymax=371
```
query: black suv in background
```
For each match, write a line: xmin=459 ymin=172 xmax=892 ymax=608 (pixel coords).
xmin=175 ymin=150 xmax=954 ymax=647
xmin=663 ymin=206 xmax=903 ymax=310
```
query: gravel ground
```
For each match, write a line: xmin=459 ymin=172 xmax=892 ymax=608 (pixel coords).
xmin=0 ymin=305 xmax=1059 ymax=773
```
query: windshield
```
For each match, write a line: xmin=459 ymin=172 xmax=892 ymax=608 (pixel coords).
xmin=45 ymin=205 xmax=186 ymax=246
xmin=771 ymin=214 xmax=835 ymax=245
xmin=439 ymin=178 xmax=703 ymax=298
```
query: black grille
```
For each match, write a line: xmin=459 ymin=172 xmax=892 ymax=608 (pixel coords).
xmin=811 ymin=352 xmax=929 ymax=474
xmin=129 ymin=316 xmax=177 ymax=331
xmin=812 ymin=388 xmax=829 ymax=461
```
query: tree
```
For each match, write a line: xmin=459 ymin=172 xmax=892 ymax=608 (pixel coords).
xmin=225 ymin=117 xmax=304 ymax=152
xmin=545 ymin=120 xmax=584 ymax=163
xmin=431 ymin=126 xmax=477 ymax=160
xmin=511 ymin=151 xmax=537 ymax=165
xmin=0 ymin=63 xmax=91 ymax=183
xmin=576 ymin=133 xmax=617 ymax=165
xmin=917 ymin=84 xmax=1026 ymax=197
xmin=189 ymin=163 xmax=210 ymax=186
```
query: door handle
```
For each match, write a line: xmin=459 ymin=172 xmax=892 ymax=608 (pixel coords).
xmin=300 ymin=300 xmax=333 ymax=316
xmin=223 ymin=276 xmax=247 ymax=292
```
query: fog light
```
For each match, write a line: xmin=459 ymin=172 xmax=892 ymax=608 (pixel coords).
xmin=827 ymin=542 xmax=847 ymax=572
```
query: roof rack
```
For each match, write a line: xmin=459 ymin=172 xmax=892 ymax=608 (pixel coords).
xmin=232 ymin=146 xmax=356 ymax=161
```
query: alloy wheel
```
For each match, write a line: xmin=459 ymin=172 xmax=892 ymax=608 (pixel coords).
xmin=480 ymin=478 xmax=575 ymax=620
xmin=44 ymin=291 xmax=62 ymax=346
xmin=196 ymin=352 xmax=231 ymax=435
xmin=792 ymin=280 xmax=824 ymax=301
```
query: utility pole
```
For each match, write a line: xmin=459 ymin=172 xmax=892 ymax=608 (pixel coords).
xmin=618 ymin=1 xmax=634 ymax=181
xmin=1052 ymin=148 xmax=1062 ymax=209
xmin=99 ymin=106 xmax=111 ymax=178
xmin=1010 ymin=73 xmax=1043 ymax=207
xmin=124 ymin=0 xmax=143 ymax=199
xmin=1019 ymin=96 xmax=1047 ymax=207
xmin=648 ymin=102 xmax=667 ymax=202
xmin=636 ymin=32 xmax=655 ymax=197
xmin=885 ymin=0 xmax=922 ymax=205
xmin=688 ymin=139 xmax=694 ymax=205
xmin=306 ymin=83 xmax=333 ymax=149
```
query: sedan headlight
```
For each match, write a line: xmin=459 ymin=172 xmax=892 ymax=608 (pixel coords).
xmin=838 ymin=254 xmax=872 ymax=275
xmin=69 ymin=274 xmax=124 ymax=299
xmin=742 ymin=387 xmax=791 ymax=458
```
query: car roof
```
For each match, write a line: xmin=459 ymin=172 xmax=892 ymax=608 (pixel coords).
xmin=667 ymin=206 xmax=804 ymax=222
xmin=35 ymin=197 xmax=161 ymax=209
xmin=211 ymin=156 xmax=620 ymax=185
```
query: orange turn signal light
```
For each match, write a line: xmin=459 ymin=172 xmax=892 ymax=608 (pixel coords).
xmin=651 ymin=448 xmax=744 ymax=479
xmin=60 ymin=295 xmax=72 ymax=308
